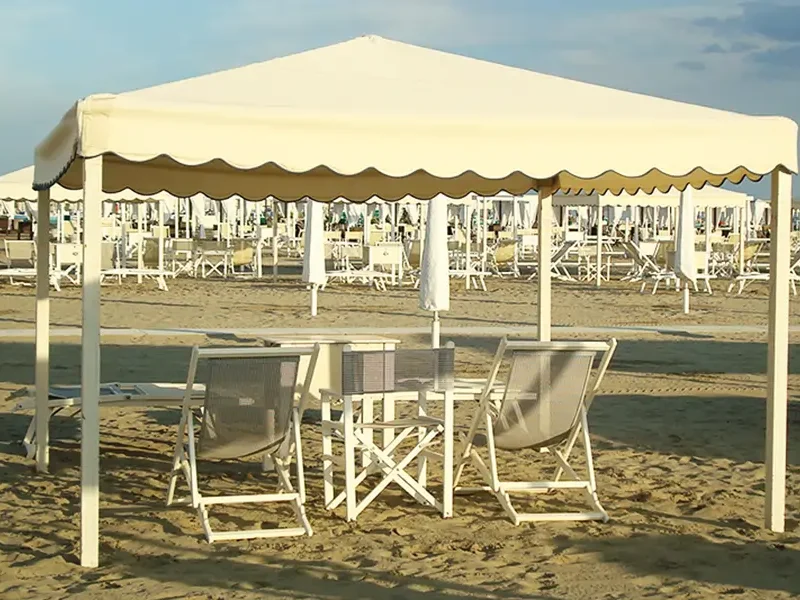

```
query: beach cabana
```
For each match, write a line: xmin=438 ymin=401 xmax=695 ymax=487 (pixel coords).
xmin=30 ymin=35 xmax=797 ymax=567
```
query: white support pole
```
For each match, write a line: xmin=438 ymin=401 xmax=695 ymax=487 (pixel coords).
xmin=137 ymin=204 xmax=144 ymax=283
xmin=538 ymin=184 xmax=553 ymax=342
xmin=310 ymin=284 xmax=318 ymax=317
xmin=682 ymin=283 xmax=690 ymax=314
xmin=272 ymin=199 xmax=279 ymax=282
xmin=464 ymin=200 xmax=471 ymax=290
xmin=431 ymin=311 xmax=441 ymax=349
xmin=766 ymin=169 xmax=792 ymax=532
xmin=595 ymin=212 xmax=603 ymax=288
xmin=81 ymin=155 xmax=103 ymax=568
xmin=481 ymin=195 xmax=488 ymax=272
xmin=512 ymin=195 xmax=519 ymax=273
xmin=157 ymin=200 xmax=164 ymax=273
xmin=35 ymin=188 xmax=51 ymax=473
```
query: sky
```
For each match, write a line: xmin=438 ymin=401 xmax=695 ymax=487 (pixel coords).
xmin=1 ymin=0 xmax=798 ymax=198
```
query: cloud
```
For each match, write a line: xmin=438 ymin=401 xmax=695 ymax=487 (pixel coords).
xmin=702 ymin=43 xmax=727 ymax=54
xmin=730 ymin=40 xmax=758 ymax=53
xmin=693 ymin=2 xmax=800 ymax=42
xmin=751 ymin=44 xmax=800 ymax=71
xmin=676 ymin=60 xmax=706 ymax=71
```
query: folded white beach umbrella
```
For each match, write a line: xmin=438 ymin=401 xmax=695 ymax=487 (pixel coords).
xmin=674 ymin=188 xmax=697 ymax=313
xmin=302 ymin=198 xmax=326 ymax=316
xmin=419 ymin=195 xmax=450 ymax=347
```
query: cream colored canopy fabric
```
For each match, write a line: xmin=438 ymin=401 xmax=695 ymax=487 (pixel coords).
xmin=34 ymin=35 xmax=797 ymax=202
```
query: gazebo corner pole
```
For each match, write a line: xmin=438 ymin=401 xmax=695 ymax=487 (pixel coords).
xmin=81 ymin=155 xmax=103 ymax=568
xmin=272 ymin=199 xmax=279 ymax=282
xmin=157 ymin=200 xmax=164 ymax=273
xmin=537 ymin=183 xmax=553 ymax=342
xmin=765 ymin=168 xmax=792 ymax=533
xmin=595 ymin=208 xmax=603 ymax=288
xmin=34 ymin=187 xmax=51 ymax=473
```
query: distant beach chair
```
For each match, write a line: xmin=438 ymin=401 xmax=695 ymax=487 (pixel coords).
xmin=454 ymin=338 xmax=617 ymax=524
xmin=1 ymin=239 xmax=38 ymax=287
xmin=167 ymin=345 xmax=320 ymax=542
xmin=526 ymin=240 xmax=578 ymax=281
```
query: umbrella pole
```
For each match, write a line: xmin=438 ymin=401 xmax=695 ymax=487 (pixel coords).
xmin=431 ymin=311 xmax=441 ymax=349
xmin=311 ymin=284 xmax=318 ymax=317
xmin=682 ymin=281 xmax=690 ymax=314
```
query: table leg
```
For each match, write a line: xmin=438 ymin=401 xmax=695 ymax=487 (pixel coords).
xmin=417 ymin=390 xmax=428 ymax=486
xmin=442 ymin=389 xmax=454 ymax=518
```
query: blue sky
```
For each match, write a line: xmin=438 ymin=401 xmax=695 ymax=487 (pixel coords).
xmin=1 ymin=0 xmax=798 ymax=196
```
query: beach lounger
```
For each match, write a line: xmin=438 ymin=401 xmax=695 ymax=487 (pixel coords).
xmin=322 ymin=268 xmax=393 ymax=291
xmin=453 ymin=338 xmax=616 ymax=524
xmin=166 ymin=345 xmax=319 ymax=542
xmin=526 ymin=240 xmax=578 ymax=281
xmin=12 ymin=382 xmax=207 ymax=460
xmin=727 ymin=245 xmax=800 ymax=295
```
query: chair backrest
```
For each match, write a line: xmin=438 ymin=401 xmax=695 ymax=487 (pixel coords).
xmin=101 ymin=242 xmax=117 ymax=270
xmin=341 ymin=345 xmax=455 ymax=396
xmin=173 ymin=238 xmax=195 ymax=253
xmin=551 ymin=240 xmax=577 ymax=264
xmin=5 ymin=240 xmax=35 ymax=267
xmin=54 ymin=243 xmax=82 ymax=267
xmin=189 ymin=347 xmax=313 ymax=460
xmin=493 ymin=240 xmax=516 ymax=264
xmin=142 ymin=238 xmax=161 ymax=267
xmin=488 ymin=340 xmax=616 ymax=451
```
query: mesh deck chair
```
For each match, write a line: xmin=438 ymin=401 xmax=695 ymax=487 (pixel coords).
xmin=454 ymin=338 xmax=617 ymax=524
xmin=166 ymin=345 xmax=320 ymax=541
xmin=321 ymin=344 xmax=455 ymax=521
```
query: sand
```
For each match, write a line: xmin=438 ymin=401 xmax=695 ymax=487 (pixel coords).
xmin=1 ymin=273 xmax=799 ymax=599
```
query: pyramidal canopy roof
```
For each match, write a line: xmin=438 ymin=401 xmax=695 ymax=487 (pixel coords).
xmin=34 ymin=35 xmax=798 ymax=201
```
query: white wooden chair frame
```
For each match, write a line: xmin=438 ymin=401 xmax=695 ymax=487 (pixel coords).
xmin=453 ymin=338 xmax=617 ymax=525
xmin=320 ymin=343 xmax=455 ymax=521
xmin=166 ymin=345 xmax=319 ymax=542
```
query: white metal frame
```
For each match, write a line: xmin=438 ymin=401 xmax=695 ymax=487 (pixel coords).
xmin=453 ymin=338 xmax=617 ymax=524
xmin=166 ymin=345 xmax=319 ymax=542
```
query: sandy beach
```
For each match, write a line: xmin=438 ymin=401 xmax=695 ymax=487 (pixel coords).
xmin=1 ymin=273 xmax=799 ymax=599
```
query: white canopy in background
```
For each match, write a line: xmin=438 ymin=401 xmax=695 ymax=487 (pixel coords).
xmin=30 ymin=34 xmax=798 ymax=568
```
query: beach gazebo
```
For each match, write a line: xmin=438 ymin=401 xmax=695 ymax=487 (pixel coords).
xmin=30 ymin=35 xmax=797 ymax=567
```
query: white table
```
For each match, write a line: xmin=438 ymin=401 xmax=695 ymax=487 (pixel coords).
xmin=261 ymin=334 xmax=401 ymax=403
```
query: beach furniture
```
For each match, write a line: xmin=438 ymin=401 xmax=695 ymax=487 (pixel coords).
xmin=1 ymin=239 xmax=37 ymax=286
xmin=489 ymin=239 xmax=519 ymax=277
xmin=166 ymin=345 xmax=319 ymax=541
xmin=170 ymin=238 xmax=196 ymax=277
xmin=321 ymin=344 xmax=456 ymax=521
xmin=527 ymin=239 xmax=578 ymax=281
xmin=195 ymin=239 xmax=232 ymax=279
xmin=13 ymin=382 xmax=207 ymax=460
xmin=453 ymin=338 xmax=616 ymax=524
xmin=728 ymin=245 xmax=800 ymax=295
